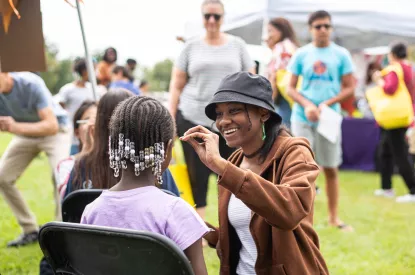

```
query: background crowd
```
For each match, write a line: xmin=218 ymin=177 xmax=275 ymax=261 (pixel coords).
xmin=0 ymin=0 xmax=415 ymax=274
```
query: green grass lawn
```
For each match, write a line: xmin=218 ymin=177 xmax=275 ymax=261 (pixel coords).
xmin=1 ymin=133 xmax=415 ymax=274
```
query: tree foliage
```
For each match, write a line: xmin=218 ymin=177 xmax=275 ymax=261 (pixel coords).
xmin=39 ymin=42 xmax=74 ymax=95
xmin=143 ymin=59 xmax=173 ymax=92
xmin=38 ymin=42 xmax=174 ymax=94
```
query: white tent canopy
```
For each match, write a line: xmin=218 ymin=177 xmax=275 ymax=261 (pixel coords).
xmin=184 ymin=0 xmax=415 ymax=51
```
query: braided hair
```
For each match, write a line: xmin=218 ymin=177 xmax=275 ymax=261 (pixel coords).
xmin=72 ymin=88 xmax=133 ymax=191
xmin=108 ymin=96 xmax=175 ymax=184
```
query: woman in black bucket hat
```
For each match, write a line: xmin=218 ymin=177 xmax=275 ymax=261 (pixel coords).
xmin=180 ymin=72 xmax=328 ymax=275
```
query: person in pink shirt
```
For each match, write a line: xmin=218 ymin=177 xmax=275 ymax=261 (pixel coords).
xmin=380 ymin=50 xmax=414 ymax=101
xmin=372 ymin=42 xmax=415 ymax=202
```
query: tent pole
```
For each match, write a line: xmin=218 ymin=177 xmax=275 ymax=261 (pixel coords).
xmin=75 ymin=0 xmax=98 ymax=101
xmin=262 ymin=0 xmax=270 ymax=46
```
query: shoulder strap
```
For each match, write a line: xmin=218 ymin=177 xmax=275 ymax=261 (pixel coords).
xmin=382 ymin=63 xmax=404 ymax=80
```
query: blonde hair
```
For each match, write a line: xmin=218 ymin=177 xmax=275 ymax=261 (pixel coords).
xmin=201 ymin=0 xmax=224 ymax=11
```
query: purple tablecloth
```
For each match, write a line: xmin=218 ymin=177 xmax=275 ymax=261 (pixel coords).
xmin=340 ymin=117 xmax=381 ymax=171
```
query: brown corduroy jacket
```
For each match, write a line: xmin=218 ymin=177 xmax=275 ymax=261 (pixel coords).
xmin=205 ymin=131 xmax=329 ymax=275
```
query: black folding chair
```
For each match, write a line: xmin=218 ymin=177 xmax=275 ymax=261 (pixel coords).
xmin=39 ymin=222 xmax=194 ymax=275
xmin=61 ymin=188 xmax=177 ymax=223
xmin=62 ymin=189 xmax=103 ymax=223
xmin=41 ymin=189 xmax=179 ymax=275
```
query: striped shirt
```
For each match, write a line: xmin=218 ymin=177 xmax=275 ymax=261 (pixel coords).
xmin=228 ymin=194 xmax=258 ymax=275
xmin=176 ymin=35 xmax=254 ymax=127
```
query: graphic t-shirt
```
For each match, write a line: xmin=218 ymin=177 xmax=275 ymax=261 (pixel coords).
xmin=288 ymin=43 xmax=354 ymax=124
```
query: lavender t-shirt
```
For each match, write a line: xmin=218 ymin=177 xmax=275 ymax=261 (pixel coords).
xmin=81 ymin=186 xmax=209 ymax=250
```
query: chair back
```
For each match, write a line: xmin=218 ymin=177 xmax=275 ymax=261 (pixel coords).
xmin=39 ymin=222 xmax=194 ymax=275
xmin=62 ymin=189 xmax=103 ymax=223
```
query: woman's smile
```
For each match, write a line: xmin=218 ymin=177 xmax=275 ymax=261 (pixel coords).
xmin=223 ymin=127 xmax=239 ymax=136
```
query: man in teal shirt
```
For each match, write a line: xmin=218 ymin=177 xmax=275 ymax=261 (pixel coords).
xmin=287 ymin=10 xmax=355 ymax=232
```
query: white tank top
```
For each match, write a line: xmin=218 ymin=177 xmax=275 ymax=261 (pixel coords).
xmin=228 ymin=194 xmax=258 ymax=275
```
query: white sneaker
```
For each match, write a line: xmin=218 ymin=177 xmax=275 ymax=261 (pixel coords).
xmin=396 ymin=194 xmax=415 ymax=203
xmin=374 ymin=189 xmax=395 ymax=198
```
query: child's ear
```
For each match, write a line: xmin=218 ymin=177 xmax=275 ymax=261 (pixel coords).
xmin=161 ymin=139 xmax=174 ymax=171
xmin=166 ymin=139 xmax=173 ymax=158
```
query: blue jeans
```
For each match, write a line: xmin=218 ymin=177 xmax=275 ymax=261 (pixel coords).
xmin=275 ymin=96 xmax=292 ymax=129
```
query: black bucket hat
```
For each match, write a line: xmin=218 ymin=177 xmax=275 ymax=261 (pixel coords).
xmin=205 ymin=72 xmax=282 ymax=123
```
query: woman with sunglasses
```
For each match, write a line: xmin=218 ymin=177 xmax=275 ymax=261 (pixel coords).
xmin=54 ymin=100 xmax=97 ymax=199
xmin=181 ymin=72 xmax=328 ymax=274
xmin=169 ymin=0 xmax=255 ymax=221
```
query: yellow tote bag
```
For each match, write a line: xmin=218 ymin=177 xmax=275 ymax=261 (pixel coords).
xmin=168 ymin=139 xmax=195 ymax=206
xmin=276 ymin=69 xmax=302 ymax=107
xmin=366 ymin=64 xmax=414 ymax=129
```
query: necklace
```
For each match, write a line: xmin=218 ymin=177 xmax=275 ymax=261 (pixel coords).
xmin=243 ymin=146 xmax=263 ymax=159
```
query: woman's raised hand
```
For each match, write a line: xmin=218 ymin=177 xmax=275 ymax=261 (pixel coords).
xmin=180 ymin=126 xmax=227 ymax=175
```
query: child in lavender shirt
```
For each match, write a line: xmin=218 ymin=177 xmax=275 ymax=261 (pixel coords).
xmin=81 ymin=96 xmax=209 ymax=275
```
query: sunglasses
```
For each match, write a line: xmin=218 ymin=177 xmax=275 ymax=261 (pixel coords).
xmin=204 ymin=13 xmax=222 ymax=21
xmin=313 ymin=24 xmax=332 ymax=30
xmin=76 ymin=119 xmax=89 ymax=125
